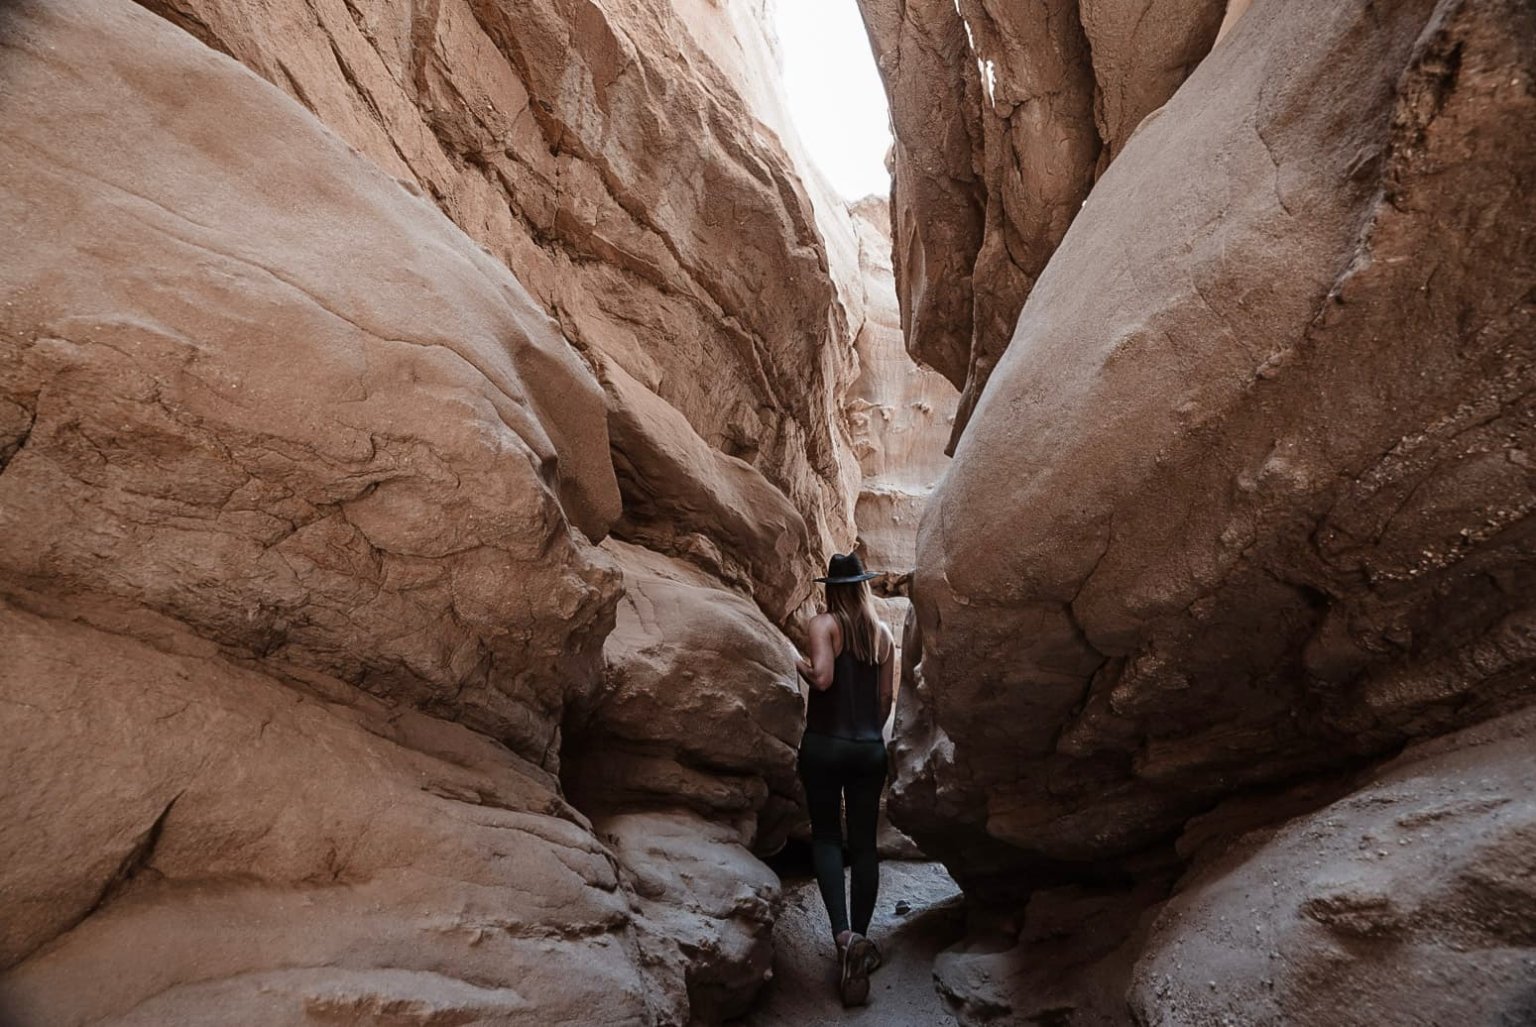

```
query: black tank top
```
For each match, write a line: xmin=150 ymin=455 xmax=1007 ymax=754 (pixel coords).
xmin=806 ymin=642 xmax=884 ymax=742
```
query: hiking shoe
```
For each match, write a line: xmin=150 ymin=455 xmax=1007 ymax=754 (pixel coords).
xmin=839 ymin=934 xmax=878 ymax=1007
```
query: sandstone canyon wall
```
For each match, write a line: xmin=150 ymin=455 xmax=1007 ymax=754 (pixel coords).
xmin=857 ymin=0 xmax=1229 ymax=445
xmin=872 ymin=0 xmax=1536 ymax=1022
xmin=0 ymin=0 xmax=874 ymax=1022
xmin=846 ymin=199 xmax=956 ymax=573
xmin=845 ymin=197 xmax=958 ymax=639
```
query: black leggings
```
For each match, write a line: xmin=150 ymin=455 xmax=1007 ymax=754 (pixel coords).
xmin=797 ymin=731 xmax=888 ymax=938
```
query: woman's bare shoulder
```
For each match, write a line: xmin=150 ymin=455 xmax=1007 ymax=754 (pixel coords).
xmin=806 ymin=612 xmax=839 ymax=635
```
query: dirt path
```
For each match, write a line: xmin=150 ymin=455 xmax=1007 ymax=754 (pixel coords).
xmin=735 ymin=861 xmax=965 ymax=1026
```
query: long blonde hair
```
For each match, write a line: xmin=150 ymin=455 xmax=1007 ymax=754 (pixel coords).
xmin=826 ymin=580 xmax=885 ymax=665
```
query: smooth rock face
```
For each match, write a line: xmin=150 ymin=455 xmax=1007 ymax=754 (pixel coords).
xmin=139 ymin=0 xmax=860 ymax=599
xmin=0 ymin=0 xmax=852 ymax=1021
xmin=0 ymin=605 xmax=674 ymax=1025
xmin=858 ymin=0 xmax=1226 ymax=445
xmin=904 ymin=0 xmax=1536 ymax=895
xmin=0 ymin=0 xmax=617 ymax=772
xmin=566 ymin=541 xmax=804 ymax=851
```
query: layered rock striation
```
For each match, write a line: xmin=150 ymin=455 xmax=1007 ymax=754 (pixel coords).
xmin=846 ymin=198 xmax=957 ymax=582
xmin=138 ymin=0 xmax=860 ymax=612
xmin=857 ymin=0 xmax=1229 ymax=445
xmin=0 ymin=0 xmax=868 ymax=1022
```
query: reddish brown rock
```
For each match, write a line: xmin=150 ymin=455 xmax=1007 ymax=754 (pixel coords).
xmin=904 ymin=0 xmax=1536 ymax=903
xmin=602 ymin=365 xmax=816 ymax=623
xmin=1078 ymin=0 xmax=1230 ymax=166
xmin=0 ymin=0 xmax=849 ymax=1020
xmin=859 ymin=0 xmax=1227 ymax=445
xmin=598 ymin=811 xmax=781 ymax=1023
xmin=0 ymin=0 xmax=617 ymax=766
xmin=1127 ymin=708 xmax=1536 ymax=1027
xmin=933 ymin=709 xmax=1536 ymax=1026
xmin=0 ymin=605 xmax=663 ymax=1025
xmin=564 ymin=540 xmax=804 ymax=848
xmin=856 ymin=0 xmax=986 ymax=391
xmin=138 ymin=0 xmax=861 ymax=600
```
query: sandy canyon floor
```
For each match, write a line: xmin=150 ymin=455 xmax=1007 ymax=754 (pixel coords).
xmin=736 ymin=861 xmax=964 ymax=1026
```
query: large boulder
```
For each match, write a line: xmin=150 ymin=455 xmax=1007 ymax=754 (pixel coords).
xmin=136 ymin=0 xmax=861 ymax=594
xmin=561 ymin=542 xmax=807 ymax=1016
xmin=932 ymin=708 xmax=1536 ymax=1026
xmin=602 ymin=366 xmax=814 ymax=623
xmin=564 ymin=540 xmax=804 ymax=846
xmin=1127 ymin=707 xmax=1536 ymax=1027
xmin=0 ymin=604 xmax=665 ymax=1025
xmin=597 ymin=811 xmax=782 ymax=1023
xmin=0 ymin=1 xmax=823 ymax=1021
xmin=0 ymin=0 xmax=617 ymax=767
xmin=903 ymin=0 xmax=1536 ymax=898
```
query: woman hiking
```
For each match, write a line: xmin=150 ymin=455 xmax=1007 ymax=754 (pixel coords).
xmin=793 ymin=552 xmax=897 ymax=1008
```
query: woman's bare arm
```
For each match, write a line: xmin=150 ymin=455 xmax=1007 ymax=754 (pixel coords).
xmin=795 ymin=615 xmax=837 ymax=691
xmin=879 ymin=626 xmax=896 ymax=726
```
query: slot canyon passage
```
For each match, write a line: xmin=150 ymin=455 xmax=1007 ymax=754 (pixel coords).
xmin=1 ymin=0 xmax=1534 ymax=1023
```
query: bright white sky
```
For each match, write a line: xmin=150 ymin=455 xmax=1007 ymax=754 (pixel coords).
xmin=773 ymin=0 xmax=892 ymax=200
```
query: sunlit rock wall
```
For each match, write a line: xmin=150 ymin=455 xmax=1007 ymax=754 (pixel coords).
xmin=882 ymin=0 xmax=1536 ymax=1021
xmin=847 ymin=199 xmax=956 ymax=572
xmin=0 ymin=0 xmax=867 ymax=1022
xmin=844 ymin=197 xmax=957 ymax=648
xmin=139 ymin=0 xmax=860 ymax=612
xmin=856 ymin=0 xmax=1228 ymax=445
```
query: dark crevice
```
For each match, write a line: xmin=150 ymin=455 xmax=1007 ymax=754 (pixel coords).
xmin=0 ymin=407 xmax=36 ymax=474
xmin=56 ymin=792 xmax=183 ymax=946
xmin=131 ymin=0 xmax=234 ymax=59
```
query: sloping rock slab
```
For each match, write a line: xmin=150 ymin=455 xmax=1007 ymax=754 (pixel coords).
xmin=905 ymin=0 xmax=1536 ymax=889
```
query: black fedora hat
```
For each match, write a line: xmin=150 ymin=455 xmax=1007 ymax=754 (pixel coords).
xmin=815 ymin=552 xmax=879 ymax=584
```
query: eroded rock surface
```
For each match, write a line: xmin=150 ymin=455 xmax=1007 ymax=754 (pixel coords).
xmin=890 ymin=0 xmax=1536 ymax=1020
xmin=0 ymin=0 xmax=858 ymax=1021
xmin=855 ymin=0 xmax=984 ymax=393
xmin=566 ymin=540 xmax=804 ymax=852
xmin=846 ymin=198 xmax=957 ymax=588
xmin=1128 ymin=709 xmax=1536 ymax=1027
xmin=905 ymin=0 xmax=1536 ymax=891
xmin=1 ymin=0 xmax=617 ymax=777
xmin=138 ymin=0 xmax=861 ymax=600
xmin=1 ymin=606 xmax=663 ymax=1025
xmin=858 ymin=0 xmax=1227 ymax=443
xmin=934 ymin=710 xmax=1536 ymax=1026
